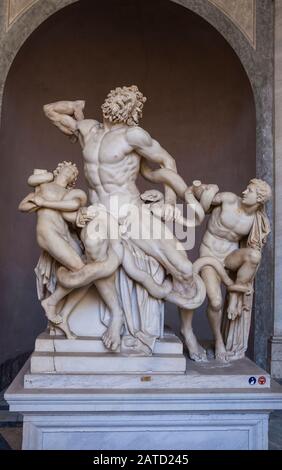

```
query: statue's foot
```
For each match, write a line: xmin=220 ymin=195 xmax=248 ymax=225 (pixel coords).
xmin=227 ymin=307 xmax=239 ymax=321
xmin=181 ymin=329 xmax=208 ymax=362
xmin=227 ymin=292 xmax=244 ymax=320
xmin=102 ymin=316 xmax=123 ymax=352
xmin=215 ymin=343 xmax=229 ymax=362
xmin=41 ymin=299 xmax=63 ymax=325
xmin=57 ymin=321 xmax=77 ymax=340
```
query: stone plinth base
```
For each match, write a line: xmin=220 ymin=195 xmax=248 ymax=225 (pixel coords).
xmin=30 ymin=331 xmax=186 ymax=374
xmin=25 ymin=356 xmax=270 ymax=390
xmin=5 ymin=360 xmax=282 ymax=450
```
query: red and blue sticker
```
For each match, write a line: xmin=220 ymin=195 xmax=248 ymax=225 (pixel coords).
xmin=248 ymin=376 xmax=266 ymax=385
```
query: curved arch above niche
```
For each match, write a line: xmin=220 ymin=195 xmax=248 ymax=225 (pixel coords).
xmin=6 ymin=0 xmax=256 ymax=47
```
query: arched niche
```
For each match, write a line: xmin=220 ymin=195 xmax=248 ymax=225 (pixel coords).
xmin=0 ymin=0 xmax=274 ymax=369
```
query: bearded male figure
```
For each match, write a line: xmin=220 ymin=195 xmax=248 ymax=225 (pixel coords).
xmin=43 ymin=86 xmax=205 ymax=352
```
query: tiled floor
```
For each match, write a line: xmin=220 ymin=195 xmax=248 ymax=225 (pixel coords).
xmin=1 ymin=392 xmax=282 ymax=450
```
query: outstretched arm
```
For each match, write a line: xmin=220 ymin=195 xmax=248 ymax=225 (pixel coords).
xmin=192 ymin=182 xmax=236 ymax=211
xmin=126 ymin=127 xmax=177 ymax=205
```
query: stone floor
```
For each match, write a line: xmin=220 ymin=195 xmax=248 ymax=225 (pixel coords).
xmin=0 ymin=391 xmax=281 ymax=450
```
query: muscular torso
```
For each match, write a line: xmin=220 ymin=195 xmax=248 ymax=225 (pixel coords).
xmin=200 ymin=198 xmax=255 ymax=261
xmin=81 ymin=123 xmax=141 ymax=212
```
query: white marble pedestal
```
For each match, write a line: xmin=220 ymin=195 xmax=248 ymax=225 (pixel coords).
xmin=5 ymin=360 xmax=282 ymax=450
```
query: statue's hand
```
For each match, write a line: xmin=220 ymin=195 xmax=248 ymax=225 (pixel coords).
xmin=34 ymin=195 xmax=45 ymax=207
xmin=76 ymin=206 xmax=97 ymax=227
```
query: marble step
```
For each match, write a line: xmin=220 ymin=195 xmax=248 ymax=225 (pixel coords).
xmin=26 ymin=356 xmax=270 ymax=389
xmin=30 ymin=352 xmax=186 ymax=374
xmin=35 ymin=332 xmax=183 ymax=355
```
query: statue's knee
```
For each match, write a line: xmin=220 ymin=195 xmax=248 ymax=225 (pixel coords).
xmin=210 ymin=295 xmax=222 ymax=312
xmin=245 ymin=249 xmax=261 ymax=266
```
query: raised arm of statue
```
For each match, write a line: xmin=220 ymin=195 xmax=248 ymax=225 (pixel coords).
xmin=43 ymin=100 xmax=85 ymax=135
xmin=43 ymin=101 xmax=100 ymax=145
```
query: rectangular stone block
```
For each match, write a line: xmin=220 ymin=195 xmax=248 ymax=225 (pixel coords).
xmin=25 ymin=357 xmax=270 ymax=389
xmin=30 ymin=352 xmax=186 ymax=374
xmin=35 ymin=332 xmax=183 ymax=355
xmin=22 ymin=412 xmax=268 ymax=450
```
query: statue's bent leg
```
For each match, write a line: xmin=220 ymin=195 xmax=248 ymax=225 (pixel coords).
xmin=43 ymin=233 xmax=85 ymax=272
xmin=224 ymin=248 xmax=259 ymax=320
xmin=225 ymin=248 xmax=261 ymax=286
xmin=57 ymin=247 xmax=120 ymax=289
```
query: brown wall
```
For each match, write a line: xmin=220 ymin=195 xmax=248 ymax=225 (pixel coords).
xmin=0 ymin=0 xmax=256 ymax=364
